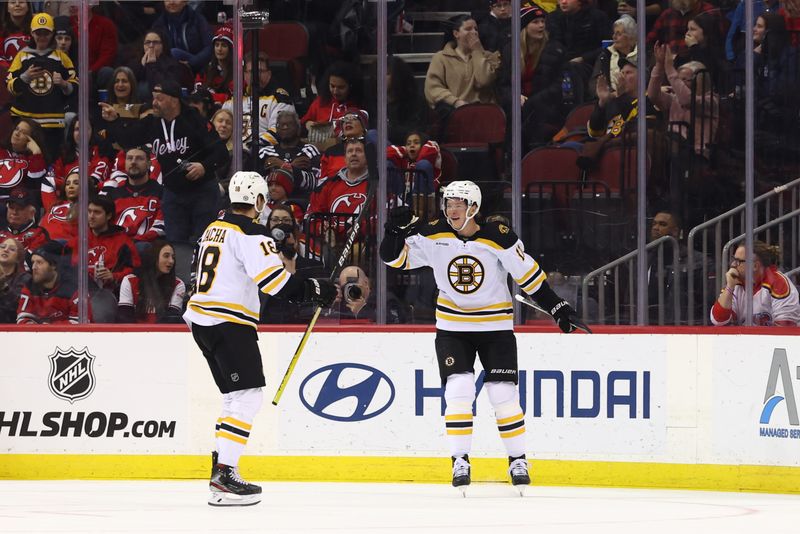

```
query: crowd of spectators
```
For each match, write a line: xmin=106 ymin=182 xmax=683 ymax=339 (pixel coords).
xmin=0 ymin=0 xmax=798 ymax=326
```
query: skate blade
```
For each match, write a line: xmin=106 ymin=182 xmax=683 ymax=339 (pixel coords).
xmin=208 ymin=491 xmax=262 ymax=507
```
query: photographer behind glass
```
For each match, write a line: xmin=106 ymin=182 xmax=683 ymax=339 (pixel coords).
xmin=260 ymin=205 xmax=326 ymax=324
xmin=335 ymin=265 xmax=372 ymax=319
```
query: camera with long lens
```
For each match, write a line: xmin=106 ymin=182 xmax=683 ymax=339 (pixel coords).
xmin=342 ymin=276 xmax=362 ymax=302
xmin=270 ymin=223 xmax=296 ymax=259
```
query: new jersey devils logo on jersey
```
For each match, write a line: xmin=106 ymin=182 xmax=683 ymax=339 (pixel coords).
xmin=330 ymin=192 xmax=367 ymax=215
xmin=47 ymin=347 xmax=97 ymax=403
xmin=47 ymin=203 xmax=71 ymax=223
xmin=117 ymin=206 xmax=151 ymax=235
xmin=0 ymin=159 xmax=29 ymax=188
xmin=88 ymin=245 xmax=108 ymax=266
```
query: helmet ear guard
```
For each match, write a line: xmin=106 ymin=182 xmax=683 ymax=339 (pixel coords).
xmin=229 ymin=171 xmax=269 ymax=214
xmin=441 ymin=180 xmax=482 ymax=232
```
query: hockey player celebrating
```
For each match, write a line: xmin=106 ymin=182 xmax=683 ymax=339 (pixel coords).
xmin=380 ymin=180 xmax=583 ymax=494
xmin=184 ymin=171 xmax=337 ymax=506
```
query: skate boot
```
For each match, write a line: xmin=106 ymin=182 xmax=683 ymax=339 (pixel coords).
xmin=451 ymin=455 xmax=471 ymax=496
xmin=211 ymin=451 xmax=218 ymax=477
xmin=208 ymin=463 xmax=262 ymax=506
xmin=508 ymin=455 xmax=530 ymax=496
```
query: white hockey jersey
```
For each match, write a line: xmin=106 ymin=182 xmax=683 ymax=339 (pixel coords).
xmin=385 ymin=219 xmax=547 ymax=332
xmin=710 ymin=266 xmax=800 ymax=326
xmin=183 ymin=213 xmax=292 ymax=329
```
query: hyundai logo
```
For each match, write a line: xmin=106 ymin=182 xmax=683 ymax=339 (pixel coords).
xmin=299 ymin=363 xmax=395 ymax=422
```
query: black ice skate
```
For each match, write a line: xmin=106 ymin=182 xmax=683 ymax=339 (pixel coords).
xmin=508 ymin=455 xmax=530 ymax=496
xmin=208 ymin=463 xmax=262 ymax=506
xmin=451 ymin=455 xmax=471 ymax=496
xmin=211 ymin=451 xmax=218 ymax=477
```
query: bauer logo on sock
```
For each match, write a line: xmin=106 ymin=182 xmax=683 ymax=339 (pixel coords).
xmin=231 ymin=373 xmax=239 ymax=383
xmin=47 ymin=346 xmax=97 ymax=403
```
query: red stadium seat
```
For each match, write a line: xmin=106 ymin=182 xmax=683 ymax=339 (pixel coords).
xmin=562 ymin=101 xmax=597 ymax=132
xmin=441 ymin=103 xmax=506 ymax=179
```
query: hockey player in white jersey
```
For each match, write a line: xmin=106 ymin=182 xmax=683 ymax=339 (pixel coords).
xmin=380 ymin=180 xmax=584 ymax=494
xmin=184 ymin=171 xmax=337 ymax=506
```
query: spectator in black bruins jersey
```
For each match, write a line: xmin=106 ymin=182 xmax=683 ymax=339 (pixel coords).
xmin=260 ymin=110 xmax=321 ymax=193
xmin=587 ymin=57 xmax=655 ymax=141
xmin=380 ymin=180 xmax=585 ymax=494
xmin=6 ymin=12 xmax=77 ymax=155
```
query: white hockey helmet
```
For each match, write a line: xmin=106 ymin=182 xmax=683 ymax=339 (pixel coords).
xmin=441 ymin=180 xmax=482 ymax=231
xmin=229 ymin=171 xmax=269 ymax=213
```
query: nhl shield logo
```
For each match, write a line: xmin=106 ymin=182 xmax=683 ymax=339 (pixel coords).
xmin=47 ymin=347 xmax=97 ymax=403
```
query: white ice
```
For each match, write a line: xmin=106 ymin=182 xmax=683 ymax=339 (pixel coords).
xmin=1 ymin=481 xmax=799 ymax=534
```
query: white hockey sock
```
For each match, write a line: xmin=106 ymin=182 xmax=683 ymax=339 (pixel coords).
xmin=216 ymin=388 xmax=263 ymax=467
xmin=486 ymin=381 xmax=526 ymax=458
xmin=444 ymin=373 xmax=476 ymax=458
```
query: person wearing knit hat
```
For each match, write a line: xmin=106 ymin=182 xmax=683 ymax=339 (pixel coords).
xmin=479 ymin=0 xmax=513 ymax=52
xmin=196 ymin=24 xmax=234 ymax=102
xmin=53 ymin=16 xmax=73 ymax=55
xmin=496 ymin=3 xmax=568 ymax=147
xmin=340 ymin=108 xmax=369 ymax=139
xmin=213 ymin=24 xmax=233 ymax=47
xmin=267 ymin=166 xmax=295 ymax=200
xmin=19 ymin=239 xmax=79 ymax=324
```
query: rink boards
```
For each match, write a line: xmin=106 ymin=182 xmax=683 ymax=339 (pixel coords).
xmin=1 ymin=327 xmax=799 ymax=493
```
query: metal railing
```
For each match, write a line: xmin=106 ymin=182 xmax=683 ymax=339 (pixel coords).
xmin=581 ymin=236 xmax=680 ymax=325
xmin=686 ymin=177 xmax=800 ymax=324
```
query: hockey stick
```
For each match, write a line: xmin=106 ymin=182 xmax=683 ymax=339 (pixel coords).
xmin=514 ymin=294 xmax=593 ymax=334
xmin=272 ymin=161 xmax=379 ymax=405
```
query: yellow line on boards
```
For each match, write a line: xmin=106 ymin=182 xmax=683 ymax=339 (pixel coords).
xmin=1 ymin=455 xmax=799 ymax=494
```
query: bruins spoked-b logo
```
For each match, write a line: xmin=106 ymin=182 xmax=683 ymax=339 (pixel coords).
xmin=448 ymin=255 xmax=484 ymax=294
xmin=47 ymin=347 xmax=96 ymax=403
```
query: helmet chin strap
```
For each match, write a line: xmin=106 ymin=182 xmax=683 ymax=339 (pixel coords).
xmin=446 ymin=204 xmax=477 ymax=232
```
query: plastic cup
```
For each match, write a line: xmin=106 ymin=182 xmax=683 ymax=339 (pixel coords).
xmin=97 ymin=89 xmax=108 ymax=102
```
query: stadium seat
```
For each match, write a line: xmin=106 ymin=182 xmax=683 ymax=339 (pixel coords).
xmin=259 ymin=22 xmax=309 ymax=94
xmin=441 ymin=103 xmax=506 ymax=179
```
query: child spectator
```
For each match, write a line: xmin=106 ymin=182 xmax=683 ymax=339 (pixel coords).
xmin=301 ymin=61 xmax=363 ymax=143
xmin=266 ymin=168 xmax=303 ymax=225
xmin=117 ymin=239 xmax=185 ymax=323
xmin=0 ymin=236 xmax=29 ymax=323
xmin=0 ymin=118 xmax=46 ymax=203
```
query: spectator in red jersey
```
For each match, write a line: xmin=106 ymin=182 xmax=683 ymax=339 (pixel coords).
xmin=318 ymin=108 xmax=369 ymax=182
xmin=266 ymin=168 xmax=302 ymax=225
xmin=100 ymin=145 xmax=165 ymax=253
xmin=0 ymin=0 xmax=31 ymax=69
xmin=307 ymin=138 xmax=373 ymax=263
xmin=301 ymin=61 xmax=363 ymax=143
xmin=195 ymin=24 xmax=233 ymax=102
xmin=0 ymin=118 xmax=47 ymax=205
xmin=0 ymin=187 xmax=49 ymax=256
xmin=17 ymin=240 xmax=78 ymax=324
xmin=0 ymin=236 xmax=29 ymax=323
xmin=43 ymin=116 xmax=112 ymax=211
xmin=40 ymin=167 xmax=82 ymax=243
xmin=117 ymin=239 xmax=185 ymax=323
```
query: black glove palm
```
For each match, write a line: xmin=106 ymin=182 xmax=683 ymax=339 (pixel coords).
xmin=550 ymin=300 xmax=578 ymax=334
xmin=385 ymin=206 xmax=421 ymax=237
xmin=303 ymin=278 xmax=337 ymax=308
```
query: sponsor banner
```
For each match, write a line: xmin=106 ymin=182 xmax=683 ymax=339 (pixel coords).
xmin=712 ymin=337 xmax=800 ymax=466
xmin=267 ymin=333 xmax=666 ymax=457
xmin=0 ymin=333 xmax=187 ymax=453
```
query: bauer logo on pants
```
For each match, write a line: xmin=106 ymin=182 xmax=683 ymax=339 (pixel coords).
xmin=47 ymin=347 xmax=96 ymax=403
xmin=299 ymin=363 xmax=395 ymax=422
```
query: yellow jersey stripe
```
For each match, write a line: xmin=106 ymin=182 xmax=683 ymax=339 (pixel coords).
xmin=215 ymin=430 xmax=248 ymax=445
xmin=424 ymin=232 xmax=455 ymax=241
xmin=446 ymin=429 xmax=473 ymax=436
xmin=205 ymin=220 xmax=246 ymax=234
xmin=387 ymin=247 xmax=408 ymax=269
xmin=437 ymin=298 xmax=513 ymax=312
xmin=515 ymin=264 xmax=540 ymax=285
xmin=221 ymin=417 xmax=253 ymax=431
xmin=187 ymin=299 xmax=258 ymax=319
xmin=474 ymin=238 xmax=503 ymax=250
xmin=436 ymin=311 xmax=513 ymax=322
xmin=521 ymin=271 xmax=547 ymax=293
xmin=261 ymin=269 xmax=289 ymax=294
xmin=254 ymin=265 xmax=282 ymax=283
xmin=187 ymin=304 xmax=256 ymax=328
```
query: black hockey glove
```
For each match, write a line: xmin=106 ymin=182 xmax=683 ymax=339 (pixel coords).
xmin=532 ymin=281 xmax=591 ymax=333
xmin=303 ymin=278 xmax=337 ymax=308
xmin=384 ymin=206 xmax=421 ymax=237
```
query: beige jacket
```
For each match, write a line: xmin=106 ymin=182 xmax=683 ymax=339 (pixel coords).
xmin=424 ymin=41 xmax=500 ymax=108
